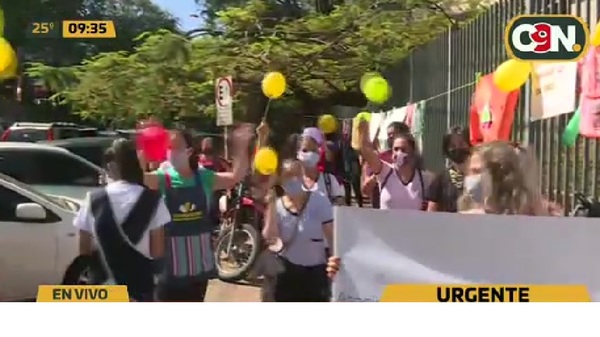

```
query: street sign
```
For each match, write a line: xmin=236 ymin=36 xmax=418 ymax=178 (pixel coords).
xmin=215 ymin=76 xmax=233 ymax=126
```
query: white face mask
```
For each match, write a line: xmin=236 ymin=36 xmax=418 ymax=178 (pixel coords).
xmin=168 ymin=150 xmax=189 ymax=169
xmin=393 ymin=150 xmax=407 ymax=167
xmin=297 ymin=151 xmax=320 ymax=168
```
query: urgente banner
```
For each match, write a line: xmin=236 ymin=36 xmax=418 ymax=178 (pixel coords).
xmin=332 ymin=207 xmax=600 ymax=302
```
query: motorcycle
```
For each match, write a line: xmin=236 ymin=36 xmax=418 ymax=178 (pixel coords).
xmin=213 ymin=180 xmax=264 ymax=282
xmin=570 ymin=192 xmax=600 ymax=217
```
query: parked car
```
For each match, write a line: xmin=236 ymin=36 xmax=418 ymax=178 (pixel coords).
xmin=39 ymin=137 xmax=117 ymax=168
xmin=0 ymin=142 xmax=103 ymax=200
xmin=0 ymin=172 xmax=80 ymax=301
xmin=0 ymin=122 xmax=98 ymax=142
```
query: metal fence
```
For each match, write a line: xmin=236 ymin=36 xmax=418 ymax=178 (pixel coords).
xmin=385 ymin=0 xmax=600 ymax=211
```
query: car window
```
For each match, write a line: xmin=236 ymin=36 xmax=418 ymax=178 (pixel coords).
xmin=65 ymin=145 xmax=105 ymax=167
xmin=0 ymin=150 xmax=38 ymax=183
xmin=57 ymin=128 xmax=80 ymax=139
xmin=0 ymin=185 xmax=32 ymax=221
xmin=32 ymin=151 xmax=99 ymax=186
xmin=6 ymin=129 xmax=48 ymax=142
xmin=77 ymin=129 xmax=98 ymax=137
xmin=0 ymin=172 xmax=72 ymax=211
xmin=0 ymin=183 xmax=63 ymax=222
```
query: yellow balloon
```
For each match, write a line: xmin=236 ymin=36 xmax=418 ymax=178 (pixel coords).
xmin=360 ymin=72 xmax=380 ymax=91
xmin=318 ymin=114 xmax=337 ymax=134
xmin=262 ymin=72 xmax=286 ymax=99
xmin=0 ymin=38 xmax=15 ymax=76
xmin=363 ymin=76 xmax=391 ymax=104
xmin=356 ymin=111 xmax=371 ymax=123
xmin=593 ymin=22 xmax=600 ymax=46
xmin=493 ymin=59 xmax=532 ymax=92
xmin=0 ymin=45 xmax=17 ymax=79
xmin=254 ymin=147 xmax=279 ymax=175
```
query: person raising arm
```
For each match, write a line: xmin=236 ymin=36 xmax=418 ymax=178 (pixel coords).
xmin=142 ymin=124 xmax=253 ymax=192
xmin=137 ymin=124 xmax=253 ymax=302
xmin=358 ymin=120 xmax=427 ymax=210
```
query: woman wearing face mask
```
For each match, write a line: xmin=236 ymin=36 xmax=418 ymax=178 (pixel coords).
xmin=513 ymin=144 xmax=563 ymax=216
xmin=325 ymin=141 xmax=554 ymax=281
xmin=260 ymin=160 xmax=334 ymax=302
xmin=458 ymin=141 xmax=551 ymax=215
xmin=298 ymin=127 xmax=345 ymax=205
xmin=426 ymin=126 xmax=471 ymax=212
xmin=358 ymin=120 xmax=429 ymax=210
xmin=140 ymin=126 xmax=252 ymax=301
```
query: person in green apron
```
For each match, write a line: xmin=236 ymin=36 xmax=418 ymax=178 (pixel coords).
xmin=140 ymin=126 xmax=253 ymax=301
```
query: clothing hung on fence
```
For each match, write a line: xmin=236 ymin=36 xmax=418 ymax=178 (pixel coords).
xmin=469 ymin=74 xmax=519 ymax=145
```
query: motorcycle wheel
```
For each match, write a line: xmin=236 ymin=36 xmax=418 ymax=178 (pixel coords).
xmin=214 ymin=223 xmax=261 ymax=282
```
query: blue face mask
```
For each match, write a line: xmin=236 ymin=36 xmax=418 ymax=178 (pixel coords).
xmin=464 ymin=174 xmax=483 ymax=204
xmin=282 ymin=178 xmax=304 ymax=196
xmin=297 ymin=151 xmax=320 ymax=168
xmin=168 ymin=149 xmax=189 ymax=169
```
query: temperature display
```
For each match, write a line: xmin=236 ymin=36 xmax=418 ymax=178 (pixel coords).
xmin=28 ymin=22 xmax=60 ymax=38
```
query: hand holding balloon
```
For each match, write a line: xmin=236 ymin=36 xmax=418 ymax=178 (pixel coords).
xmin=356 ymin=111 xmax=371 ymax=123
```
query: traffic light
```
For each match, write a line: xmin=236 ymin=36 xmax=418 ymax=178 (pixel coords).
xmin=217 ymin=82 xmax=226 ymax=103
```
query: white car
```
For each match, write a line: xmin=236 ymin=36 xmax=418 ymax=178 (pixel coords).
xmin=0 ymin=142 xmax=103 ymax=201
xmin=0 ymin=172 xmax=81 ymax=301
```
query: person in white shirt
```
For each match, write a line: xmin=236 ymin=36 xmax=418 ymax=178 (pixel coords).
xmin=261 ymin=160 xmax=333 ymax=301
xmin=298 ymin=127 xmax=345 ymax=205
xmin=74 ymin=139 xmax=171 ymax=301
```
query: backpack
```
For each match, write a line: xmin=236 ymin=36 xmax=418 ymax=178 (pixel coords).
xmin=78 ymin=188 xmax=161 ymax=287
xmin=579 ymin=45 xmax=600 ymax=138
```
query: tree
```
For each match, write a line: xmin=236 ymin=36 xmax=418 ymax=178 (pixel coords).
xmin=27 ymin=0 xmax=483 ymax=130
xmin=3 ymin=0 xmax=178 ymax=65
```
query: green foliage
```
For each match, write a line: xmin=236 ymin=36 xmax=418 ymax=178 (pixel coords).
xmin=27 ymin=0 xmax=485 ymax=127
xmin=3 ymin=0 xmax=178 ymax=64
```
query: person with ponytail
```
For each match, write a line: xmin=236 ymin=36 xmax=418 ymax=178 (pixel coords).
xmin=140 ymin=125 xmax=253 ymax=301
xmin=74 ymin=139 xmax=171 ymax=301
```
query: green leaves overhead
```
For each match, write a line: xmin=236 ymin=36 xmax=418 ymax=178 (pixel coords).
xmin=27 ymin=0 xmax=484 ymax=126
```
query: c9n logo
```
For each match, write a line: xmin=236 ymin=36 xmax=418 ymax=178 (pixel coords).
xmin=505 ymin=15 xmax=589 ymax=61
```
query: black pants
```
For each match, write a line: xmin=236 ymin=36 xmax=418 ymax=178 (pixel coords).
xmin=261 ymin=258 xmax=330 ymax=302
xmin=156 ymin=280 xmax=209 ymax=302
xmin=343 ymin=177 xmax=363 ymax=207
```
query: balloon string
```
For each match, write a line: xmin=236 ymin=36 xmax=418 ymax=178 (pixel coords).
xmin=262 ymin=99 xmax=272 ymax=122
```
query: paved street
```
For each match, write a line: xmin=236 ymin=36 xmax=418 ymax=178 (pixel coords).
xmin=205 ymin=280 xmax=261 ymax=302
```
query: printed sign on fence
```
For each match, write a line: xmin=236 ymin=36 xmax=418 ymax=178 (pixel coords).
xmin=531 ymin=62 xmax=577 ymax=120
xmin=332 ymin=207 xmax=600 ymax=302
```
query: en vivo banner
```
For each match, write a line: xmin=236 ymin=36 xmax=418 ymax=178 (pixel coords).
xmin=332 ymin=207 xmax=600 ymax=302
xmin=530 ymin=62 xmax=577 ymax=121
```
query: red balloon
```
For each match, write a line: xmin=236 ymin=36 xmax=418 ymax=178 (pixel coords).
xmin=137 ymin=124 xmax=168 ymax=162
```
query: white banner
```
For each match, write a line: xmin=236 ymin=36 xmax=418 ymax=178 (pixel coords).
xmin=531 ymin=62 xmax=577 ymax=121
xmin=332 ymin=207 xmax=600 ymax=301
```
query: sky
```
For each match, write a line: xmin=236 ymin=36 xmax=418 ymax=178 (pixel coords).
xmin=151 ymin=0 xmax=200 ymax=32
